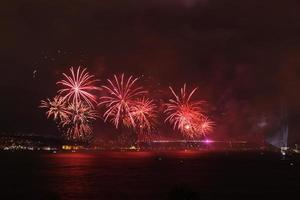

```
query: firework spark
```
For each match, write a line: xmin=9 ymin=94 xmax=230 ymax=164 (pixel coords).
xmin=165 ymin=84 xmax=207 ymax=138
xmin=64 ymin=102 xmax=99 ymax=139
xmin=129 ymin=97 xmax=157 ymax=132
xmin=99 ymin=74 xmax=147 ymax=128
xmin=199 ymin=117 xmax=215 ymax=136
xmin=40 ymin=96 xmax=98 ymax=140
xmin=40 ymin=95 xmax=70 ymax=122
xmin=68 ymin=102 xmax=98 ymax=123
xmin=57 ymin=66 xmax=100 ymax=107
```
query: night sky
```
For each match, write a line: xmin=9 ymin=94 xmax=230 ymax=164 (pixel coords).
xmin=1 ymin=0 xmax=300 ymax=142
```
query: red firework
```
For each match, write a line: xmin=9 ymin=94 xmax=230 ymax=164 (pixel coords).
xmin=199 ymin=117 xmax=215 ymax=136
xmin=57 ymin=66 xmax=100 ymax=107
xmin=129 ymin=97 xmax=157 ymax=132
xmin=99 ymin=74 xmax=147 ymax=128
xmin=165 ymin=84 xmax=212 ymax=138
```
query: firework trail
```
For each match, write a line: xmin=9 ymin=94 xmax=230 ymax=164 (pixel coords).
xmin=65 ymin=122 xmax=93 ymax=140
xmin=68 ymin=102 xmax=98 ymax=123
xmin=40 ymin=95 xmax=70 ymax=122
xmin=57 ymin=66 xmax=100 ymax=107
xmin=165 ymin=84 xmax=208 ymax=138
xmin=99 ymin=74 xmax=147 ymax=128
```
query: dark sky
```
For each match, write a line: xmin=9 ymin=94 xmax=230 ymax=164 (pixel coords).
xmin=1 ymin=0 xmax=300 ymax=142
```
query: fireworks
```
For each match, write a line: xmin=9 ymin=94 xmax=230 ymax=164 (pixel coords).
xmin=40 ymin=67 xmax=99 ymax=141
xmin=199 ymin=117 xmax=215 ymax=136
xmin=57 ymin=66 xmax=100 ymax=107
xmin=40 ymin=97 xmax=98 ymax=140
xmin=63 ymin=102 xmax=98 ymax=139
xmin=165 ymin=84 xmax=213 ymax=138
xmin=99 ymin=74 xmax=147 ymax=128
xmin=40 ymin=95 xmax=70 ymax=122
xmin=40 ymin=68 xmax=215 ymax=142
xmin=129 ymin=97 xmax=157 ymax=132
xmin=66 ymin=123 xmax=92 ymax=140
xmin=68 ymin=102 xmax=98 ymax=123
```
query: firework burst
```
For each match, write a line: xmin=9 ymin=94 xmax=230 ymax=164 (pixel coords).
xmin=165 ymin=84 xmax=208 ymax=138
xmin=40 ymin=95 xmax=70 ymax=122
xmin=99 ymin=74 xmax=147 ymax=128
xmin=63 ymin=102 xmax=99 ymax=139
xmin=199 ymin=117 xmax=215 ymax=136
xmin=68 ymin=102 xmax=98 ymax=123
xmin=129 ymin=97 xmax=157 ymax=132
xmin=57 ymin=66 xmax=100 ymax=107
xmin=40 ymin=96 xmax=98 ymax=140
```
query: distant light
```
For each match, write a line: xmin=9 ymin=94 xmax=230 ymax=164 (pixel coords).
xmin=33 ymin=69 xmax=37 ymax=78
xmin=204 ymin=139 xmax=212 ymax=143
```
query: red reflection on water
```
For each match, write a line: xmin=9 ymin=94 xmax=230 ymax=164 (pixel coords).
xmin=51 ymin=152 xmax=95 ymax=159
xmin=45 ymin=153 xmax=98 ymax=199
xmin=43 ymin=151 xmax=207 ymax=199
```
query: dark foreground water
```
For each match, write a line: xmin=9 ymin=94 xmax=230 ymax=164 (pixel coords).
xmin=0 ymin=151 xmax=299 ymax=200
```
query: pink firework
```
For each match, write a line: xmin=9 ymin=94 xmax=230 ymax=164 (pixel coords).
xmin=199 ymin=117 xmax=215 ymax=136
xmin=165 ymin=84 xmax=206 ymax=138
xmin=57 ymin=66 xmax=100 ymax=107
xmin=99 ymin=74 xmax=147 ymax=128
xmin=40 ymin=95 xmax=70 ymax=122
xmin=129 ymin=97 xmax=157 ymax=132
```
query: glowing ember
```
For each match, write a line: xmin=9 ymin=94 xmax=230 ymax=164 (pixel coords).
xmin=184 ymin=124 xmax=191 ymax=130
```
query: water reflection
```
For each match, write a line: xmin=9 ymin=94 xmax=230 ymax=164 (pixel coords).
xmin=45 ymin=153 xmax=96 ymax=199
xmin=1 ymin=151 xmax=299 ymax=200
xmin=43 ymin=151 xmax=209 ymax=200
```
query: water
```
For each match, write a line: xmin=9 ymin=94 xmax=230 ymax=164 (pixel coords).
xmin=0 ymin=151 xmax=300 ymax=200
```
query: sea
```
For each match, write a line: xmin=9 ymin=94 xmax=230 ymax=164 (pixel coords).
xmin=0 ymin=150 xmax=299 ymax=200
